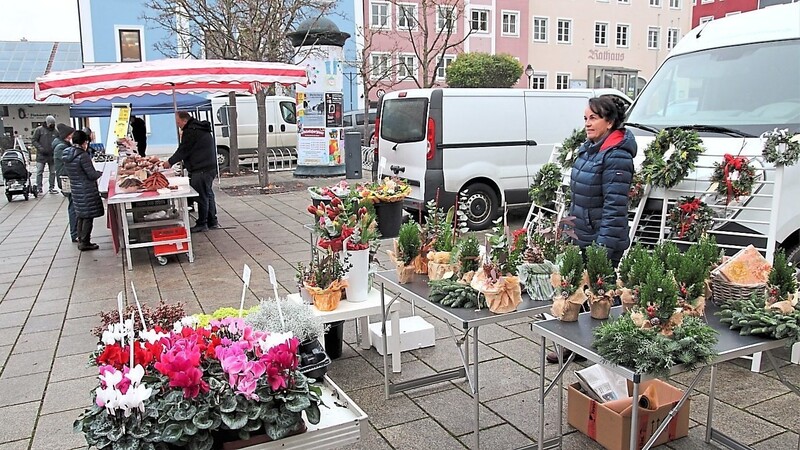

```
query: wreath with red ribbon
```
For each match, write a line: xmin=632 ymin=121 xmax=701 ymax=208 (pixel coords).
xmin=710 ymin=154 xmax=757 ymax=204
xmin=666 ymin=196 xmax=715 ymax=242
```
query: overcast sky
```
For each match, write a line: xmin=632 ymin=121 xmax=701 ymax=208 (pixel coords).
xmin=0 ymin=0 xmax=80 ymax=42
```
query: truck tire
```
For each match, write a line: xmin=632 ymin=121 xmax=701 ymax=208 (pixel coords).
xmin=463 ymin=183 xmax=498 ymax=231
xmin=786 ymin=244 xmax=800 ymax=281
xmin=216 ymin=147 xmax=230 ymax=171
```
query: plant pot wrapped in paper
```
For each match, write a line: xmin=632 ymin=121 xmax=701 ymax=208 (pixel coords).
xmin=617 ymin=287 xmax=638 ymax=312
xmin=304 ymin=280 xmax=347 ymax=311
xmin=428 ymin=251 xmax=458 ymax=281
xmin=549 ymin=245 xmax=587 ymax=322
xmin=387 ymin=223 xmax=422 ymax=284
xmin=470 ymin=270 xmax=522 ymax=314
xmin=587 ymin=291 xmax=614 ymax=320
xmin=585 ymin=244 xmax=617 ymax=320
xmin=517 ymin=261 xmax=557 ymax=300
xmin=551 ymin=286 xmax=586 ymax=322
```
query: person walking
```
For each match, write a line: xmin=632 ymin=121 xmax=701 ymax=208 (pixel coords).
xmin=52 ymin=123 xmax=78 ymax=242
xmin=32 ymin=115 xmax=59 ymax=194
xmin=62 ymin=130 xmax=104 ymax=251
xmin=130 ymin=115 xmax=147 ymax=156
xmin=163 ymin=111 xmax=218 ymax=232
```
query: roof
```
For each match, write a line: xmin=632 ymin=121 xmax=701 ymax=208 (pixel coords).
xmin=0 ymin=41 xmax=82 ymax=83
xmin=0 ymin=88 xmax=71 ymax=105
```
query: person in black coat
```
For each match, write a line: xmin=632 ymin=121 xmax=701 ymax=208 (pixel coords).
xmin=52 ymin=124 xmax=77 ymax=242
xmin=163 ymin=111 xmax=218 ymax=232
xmin=62 ymin=130 xmax=104 ymax=251
xmin=130 ymin=116 xmax=147 ymax=156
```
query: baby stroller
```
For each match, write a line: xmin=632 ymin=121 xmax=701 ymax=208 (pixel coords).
xmin=2 ymin=150 xmax=37 ymax=201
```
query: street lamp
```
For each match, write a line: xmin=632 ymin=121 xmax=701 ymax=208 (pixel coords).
xmin=525 ymin=64 xmax=534 ymax=89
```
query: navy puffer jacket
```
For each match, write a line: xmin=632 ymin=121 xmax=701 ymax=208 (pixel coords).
xmin=62 ymin=145 xmax=105 ymax=219
xmin=569 ymin=128 xmax=637 ymax=263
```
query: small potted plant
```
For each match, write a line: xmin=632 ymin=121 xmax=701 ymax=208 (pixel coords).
xmin=360 ymin=176 xmax=411 ymax=238
xmin=388 ymin=222 xmax=421 ymax=284
xmin=550 ymin=244 xmax=587 ymax=322
xmin=585 ymin=244 xmax=616 ymax=320
xmin=307 ymin=197 xmax=353 ymax=252
xmin=424 ymin=198 xmax=465 ymax=280
xmin=304 ymin=247 xmax=350 ymax=311
xmin=469 ymin=218 xmax=524 ymax=314
xmin=308 ymin=180 xmax=351 ymax=206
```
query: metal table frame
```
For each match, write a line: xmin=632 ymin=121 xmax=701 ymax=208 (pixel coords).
xmin=531 ymin=305 xmax=800 ymax=450
xmin=376 ymin=270 xmax=554 ymax=449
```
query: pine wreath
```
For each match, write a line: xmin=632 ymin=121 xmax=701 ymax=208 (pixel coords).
xmin=762 ymin=128 xmax=800 ymax=167
xmin=710 ymin=154 xmax=757 ymax=204
xmin=529 ymin=163 xmax=565 ymax=206
xmin=557 ymin=128 xmax=587 ymax=170
xmin=667 ymin=196 xmax=714 ymax=241
xmin=641 ymin=129 xmax=705 ymax=189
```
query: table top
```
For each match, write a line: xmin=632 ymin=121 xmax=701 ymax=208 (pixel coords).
xmin=287 ymin=289 xmax=399 ymax=323
xmin=532 ymin=303 xmax=787 ymax=381
xmin=107 ymin=176 xmax=197 ymax=204
xmin=376 ymin=270 xmax=553 ymax=329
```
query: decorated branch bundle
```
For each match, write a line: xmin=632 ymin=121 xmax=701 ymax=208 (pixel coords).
xmin=585 ymin=244 xmax=616 ymax=320
xmin=550 ymin=244 xmax=587 ymax=322
xmin=422 ymin=194 xmax=470 ymax=280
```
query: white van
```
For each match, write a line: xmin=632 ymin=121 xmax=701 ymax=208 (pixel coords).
xmin=624 ymin=3 xmax=800 ymax=260
xmin=376 ymin=88 xmax=631 ymax=229
xmin=211 ymin=95 xmax=298 ymax=168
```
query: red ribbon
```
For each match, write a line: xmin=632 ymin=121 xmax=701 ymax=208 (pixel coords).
xmin=676 ymin=198 xmax=701 ymax=239
xmin=722 ymin=153 xmax=748 ymax=203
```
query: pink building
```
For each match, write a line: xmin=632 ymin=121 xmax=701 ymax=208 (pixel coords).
xmin=356 ymin=0 xmax=531 ymax=102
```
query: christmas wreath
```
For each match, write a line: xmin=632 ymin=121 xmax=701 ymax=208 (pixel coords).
xmin=640 ymin=129 xmax=705 ymax=189
xmin=667 ymin=196 xmax=714 ymax=241
xmin=628 ymin=171 xmax=645 ymax=209
xmin=710 ymin=154 xmax=757 ymax=204
xmin=529 ymin=163 xmax=565 ymax=207
xmin=557 ymin=128 xmax=586 ymax=170
xmin=762 ymin=128 xmax=800 ymax=167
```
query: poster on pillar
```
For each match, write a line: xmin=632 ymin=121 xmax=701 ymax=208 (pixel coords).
xmin=295 ymin=47 xmax=344 ymax=166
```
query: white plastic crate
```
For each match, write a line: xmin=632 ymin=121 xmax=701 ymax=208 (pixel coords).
xmin=369 ymin=315 xmax=435 ymax=356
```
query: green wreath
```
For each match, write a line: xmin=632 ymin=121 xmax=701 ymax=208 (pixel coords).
xmin=628 ymin=171 xmax=645 ymax=209
xmin=640 ymin=129 xmax=705 ymax=189
xmin=557 ymin=128 xmax=587 ymax=170
xmin=666 ymin=196 xmax=714 ymax=242
xmin=529 ymin=163 xmax=564 ymax=206
xmin=762 ymin=128 xmax=800 ymax=167
xmin=710 ymin=154 xmax=757 ymax=204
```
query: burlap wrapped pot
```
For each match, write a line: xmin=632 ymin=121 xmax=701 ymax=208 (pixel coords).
xmin=470 ymin=271 xmax=522 ymax=314
xmin=412 ymin=253 xmax=428 ymax=274
xmin=587 ymin=291 xmax=613 ymax=320
xmin=387 ymin=248 xmax=416 ymax=284
xmin=305 ymin=280 xmax=347 ymax=312
xmin=617 ymin=287 xmax=638 ymax=312
xmin=551 ymin=289 xmax=586 ymax=322
xmin=427 ymin=251 xmax=458 ymax=281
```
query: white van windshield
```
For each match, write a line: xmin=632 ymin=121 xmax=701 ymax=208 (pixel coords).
xmin=381 ymin=98 xmax=428 ymax=143
xmin=627 ymin=39 xmax=800 ymax=134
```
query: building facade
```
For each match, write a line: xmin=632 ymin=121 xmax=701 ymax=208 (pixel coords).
xmin=690 ymin=0 xmax=795 ymax=28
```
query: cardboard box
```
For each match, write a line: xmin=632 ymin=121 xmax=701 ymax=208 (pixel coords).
xmin=567 ymin=379 xmax=690 ymax=450
xmin=369 ymin=315 xmax=435 ymax=355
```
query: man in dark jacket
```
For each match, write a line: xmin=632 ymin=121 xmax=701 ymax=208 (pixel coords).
xmin=130 ymin=116 xmax=147 ymax=156
xmin=164 ymin=111 xmax=218 ymax=232
xmin=62 ymin=130 xmax=104 ymax=251
xmin=32 ymin=115 xmax=59 ymax=194
xmin=52 ymin=124 xmax=78 ymax=242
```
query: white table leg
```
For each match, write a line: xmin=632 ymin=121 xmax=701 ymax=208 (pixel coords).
xmin=180 ymin=197 xmax=194 ymax=263
xmin=120 ymin=203 xmax=133 ymax=271
xmin=391 ymin=309 xmax=401 ymax=373
xmin=358 ymin=316 xmax=371 ymax=350
xmin=791 ymin=343 xmax=800 ymax=365
xmin=750 ymin=351 xmax=763 ymax=372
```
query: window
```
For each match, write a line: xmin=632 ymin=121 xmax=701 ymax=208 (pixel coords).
xmin=700 ymin=0 xmax=713 ymax=3
xmin=725 ymin=11 xmax=741 ymax=16
xmin=648 ymin=27 xmax=660 ymax=49
xmin=533 ymin=17 xmax=548 ymax=42
xmin=595 ymin=22 xmax=609 ymax=46
xmin=699 ymin=16 xmax=713 ymax=24
xmin=436 ymin=55 xmax=455 ymax=79
xmin=370 ymin=53 xmax=391 ymax=79
xmin=280 ymin=102 xmax=296 ymax=124
xmin=470 ymin=9 xmax=489 ymax=33
xmin=397 ymin=4 xmax=417 ymax=30
xmin=397 ymin=54 xmax=417 ymax=80
xmin=381 ymin=98 xmax=428 ymax=143
xmin=343 ymin=115 xmax=353 ymax=127
xmin=667 ymin=27 xmax=680 ymax=49
xmin=370 ymin=2 xmax=390 ymax=29
xmin=118 ymin=29 xmax=142 ymax=62
xmin=557 ymin=19 xmax=572 ymax=43
xmin=556 ymin=73 xmax=570 ymax=90
xmin=669 ymin=0 xmax=680 ymax=7
xmin=531 ymin=74 xmax=547 ymax=89
xmin=502 ymin=11 xmax=519 ymax=36
xmin=436 ymin=6 xmax=456 ymax=33
xmin=649 ymin=0 xmax=661 ymax=6
xmin=616 ymin=24 xmax=630 ymax=47
xmin=0 ymin=106 xmax=8 ymax=117
xmin=618 ymin=0 xmax=630 ymax=3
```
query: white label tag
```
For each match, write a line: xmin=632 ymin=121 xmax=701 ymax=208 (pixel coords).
xmin=243 ymin=264 xmax=252 ymax=287
xmin=663 ymin=143 xmax=676 ymax=162
xmin=267 ymin=265 xmax=277 ymax=286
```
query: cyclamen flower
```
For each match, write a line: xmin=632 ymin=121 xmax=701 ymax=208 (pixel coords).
xmin=172 ymin=316 xmax=199 ymax=333
xmin=155 ymin=335 xmax=209 ymax=399
xmin=262 ymin=337 xmax=300 ymax=392
xmin=95 ymin=364 xmax=152 ymax=417
xmin=100 ymin=319 xmax=134 ymax=345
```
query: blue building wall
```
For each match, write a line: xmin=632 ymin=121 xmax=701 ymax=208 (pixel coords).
xmin=328 ymin=1 xmax=359 ymax=112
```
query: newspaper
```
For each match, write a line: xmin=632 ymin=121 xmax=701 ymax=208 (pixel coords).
xmin=575 ymin=364 xmax=629 ymax=403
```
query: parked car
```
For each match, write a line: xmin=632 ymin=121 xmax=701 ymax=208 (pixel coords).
xmin=343 ymin=109 xmax=377 ymax=145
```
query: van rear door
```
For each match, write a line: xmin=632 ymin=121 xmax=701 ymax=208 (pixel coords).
xmin=378 ymin=93 xmax=431 ymax=203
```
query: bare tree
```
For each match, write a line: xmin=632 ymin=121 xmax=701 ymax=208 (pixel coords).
xmin=142 ymin=0 xmax=338 ymax=182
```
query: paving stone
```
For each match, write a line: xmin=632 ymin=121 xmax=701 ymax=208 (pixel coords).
xmin=0 ymin=402 xmax=38 ymax=442
xmin=752 ymin=431 xmax=800 ymax=450
xmin=30 ymin=299 xmax=69 ymax=317
xmin=50 ymin=354 xmax=99 ymax=383
xmin=747 ymin=392 xmax=800 ymax=434
xmin=347 ymin=385 xmax=427 ymax=430
xmin=0 ymin=439 xmax=31 ymax=450
xmin=326 ymin=356 xmax=383 ymax=392
xmin=459 ymin=357 xmax=539 ymax=402
xmin=671 ymin=362 xmax=790 ymax=408
xmin=21 ymin=312 xmax=64 ymax=334
xmin=11 ymin=275 xmax=46 ymax=289
xmin=1 ymin=349 xmax=53 ymax=378
xmin=56 ymin=332 xmax=99 ymax=358
xmin=484 ymin=388 xmax=570 ymax=440
xmin=31 ymin=408 xmax=88 ymax=450
xmin=476 ymin=323 xmax=523 ymax=344
xmin=381 ymin=417 xmax=466 ymax=450
xmin=687 ymin=392 xmax=784 ymax=445
xmin=410 ymin=340 xmax=502 ymax=373
xmin=66 ymin=298 xmax=115 ymax=319
xmin=0 ymin=372 xmax=47 ymax=407
xmin=41 ymin=376 xmax=96 ymax=415
xmin=3 ymin=285 xmax=41 ymax=300
xmin=0 ymin=328 xmax=21 ymax=345
xmin=12 ymin=329 xmax=60 ymax=355
xmin=0 ymin=346 xmax=9 ymax=372
xmin=412 ymin=386 xmax=504 ymax=436
xmin=458 ymin=423 xmax=534 ymax=448
xmin=0 ymin=311 xmax=28 ymax=330
xmin=0 ymin=297 xmax=35 ymax=314
xmin=339 ymin=422 xmax=393 ymax=450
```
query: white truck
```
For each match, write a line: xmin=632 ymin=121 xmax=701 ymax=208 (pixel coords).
xmin=624 ymin=2 xmax=800 ymax=262
xmin=375 ymin=88 xmax=631 ymax=230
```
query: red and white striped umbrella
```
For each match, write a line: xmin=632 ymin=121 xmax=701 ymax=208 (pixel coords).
xmin=35 ymin=58 xmax=308 ymax=103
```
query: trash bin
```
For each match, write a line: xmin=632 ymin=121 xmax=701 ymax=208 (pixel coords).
xmin=344 ymin=132 xmax=361 ymax=180
xmin=324 ymin=320 xmax=345 ymax=359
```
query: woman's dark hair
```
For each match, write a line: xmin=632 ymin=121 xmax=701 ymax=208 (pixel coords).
xmin=588 ymin=95 xmax=628 ymax=130
xmin=71 ymin=130 xmax=90 ymax=146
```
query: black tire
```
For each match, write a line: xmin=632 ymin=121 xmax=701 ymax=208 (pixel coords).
xmin=23 ymin=192 xmax=28 ymax=201
xmin=6 ymin=192 xmax=11 ymax=202
xmin=216 ymin=147 xmax=230 ymax=171
xmin=786 ymin=244 xmax=800 ymax=281
xmin=463 ymin=182 xmax=499 ymax=230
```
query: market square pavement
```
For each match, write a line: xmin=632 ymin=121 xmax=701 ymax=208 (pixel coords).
xmin=0 ymin=169 xmax=798 ymax=450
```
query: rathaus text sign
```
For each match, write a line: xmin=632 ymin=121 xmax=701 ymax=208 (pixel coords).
xmin=588 ymin=50 xmax=626 ymax=62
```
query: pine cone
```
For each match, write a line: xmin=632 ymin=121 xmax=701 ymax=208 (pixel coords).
xmin=523 ymin=245 xmax=545 ymax=264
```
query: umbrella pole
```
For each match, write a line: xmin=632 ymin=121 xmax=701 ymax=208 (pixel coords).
xmin=172 ymin=85 xmax=180 ymax=142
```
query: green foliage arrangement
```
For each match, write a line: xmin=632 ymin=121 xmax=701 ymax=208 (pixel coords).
xmin=557 ymin=245 xmax=585 ymax=293
xmin=768 ymin=249 xmax=798 ymax=300
xmin=762 ymin=128 xmax=800 ymax=167
xmin=245 ymin=298 xmax=326 ymax=342
xmin=529 ymin=163 xmax=564 ymax=207
xmin=397 ymin=222 xmax=421 ymax=265
xmin=445 ymin=53 xmax=523 ymax=88
xmin=593 ymin=315 xmax=718 ymax=377
xmin=618 ymin=243 xmax=649 ymax=287
xmin=639 ymin=266 xmax=679 ymax=324
xmin=586 ymin=244 xmax=615 ymax=293
xmin=428 ymin=278 xmax=484 ymax=309
xmin=672 ymin=249 xmax=708 ymax=300
xmin=455 ymin=235 xmax=481 ymax=274
xmin=718 ymin=295 xmax=800 ymax=341
xmin=693 ymin=234 xmax=722 ymax=269
xmin=557 ymin=128 xmax=587 ymax=170
xmin=641 ymin=129 xmax=705 ymax=189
